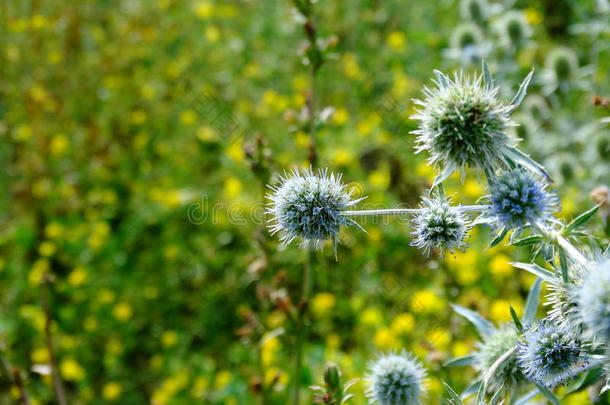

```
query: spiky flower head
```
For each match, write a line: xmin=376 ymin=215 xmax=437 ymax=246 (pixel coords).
xmin=411 ymin=66 xmax=540 ymax=185
xmin=576 ymin=259 xmax=610 ymax=343
xmin=496 ymin=11 xmax=531 ymax=47
xmin=366 ymin=351 xmax=427 ymax=405
xmin=486 ymin=169 xmax=559 ymax=231
xmin=474 ymin=324 xmax=525 ymax=390
xmin=544 ymin=262 xmax=589 ymax=332
xmin=545 ymin=47 xmax=578 ymax=83
xmin=460 ymin=0 xmax=488 ymax=25
xmin=517 ymin=321 xmax=592 ymax=388
xmin=410 ymin=195 xmax=470 ymax=255
xmin=266 ymin=168 xmax=363 ymax=249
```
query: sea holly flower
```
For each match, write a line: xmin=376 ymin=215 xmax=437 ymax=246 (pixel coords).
xmin=517 ymin=320 xmax=593 ymax=388
xmin=266 ymin=168 xmax=364 ymax=249
xmin=410 ymin=194 xmax=471 ymax=255
xmin=482 ymin=169 xmax=560 ymax=234
xmin=576 ymin=258 xmax=610 ymax=343
xmin=411 ymin=63 xmax=549 ymax=186
xmin=366 ymin=351 xmax=427 ymax=405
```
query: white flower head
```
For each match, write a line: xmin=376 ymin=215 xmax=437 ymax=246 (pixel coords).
xmin=366 ymin=351 xmax=427 ymax=405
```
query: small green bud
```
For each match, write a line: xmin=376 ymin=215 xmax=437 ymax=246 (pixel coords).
xmin=323 ymin=362 xmax=342 ymax=396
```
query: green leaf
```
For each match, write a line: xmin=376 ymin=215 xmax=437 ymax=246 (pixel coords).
xmin=535 ymin=383 xmax=560 ymax=405
xmin=514 ymin=389 xmax=539 ymax=405
xmin=523 ymin=278 xmax=542 ymax=326
xmin=510 ymin=68 xmax=534 ymax=109
xmin=482 ymin=347 xmax=516 ymax=399
xmin=434 ymin=69 xmax=451 ymax=89
xmin=452 ymin=304 xmax=494 ymax=338
xmin=510 ymin=306 xmax=524 ymax=332
xmin=511 ymin=235 xmax=544 ymax=246
xmin=442 ymin=380 xmax=463 ymax=404
xmin=489 ymin=385 xmax=504 ymax=405
xmin=461 ymin=380 xmax=481 ymax=400
xmin=444 ymin=355 xmax=475 ymax=367
xmin=510 ymin=262 xmax=556 ymax=283
xmin=565 ymin=367 xmax=603 ymax=394
xmin=482 ymin=60 xmax=493 ymax=89
xmin=558 ymin=247 xmax=569 ymax=283
xmin=564 ymin=205 xmax=600 ymax=234
xmin=489 ymin=227 xmax=509 ymax=248
xmin=432 ymin=162 xmax=458 ymax=189
xmin=504 ymin=146 xmax=552 ymax=183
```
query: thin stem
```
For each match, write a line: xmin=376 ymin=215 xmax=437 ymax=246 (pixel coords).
xmin=341 ymin=205 xmax=488 ymax=217
xmin=556 ymin=234 xmax=589 ymax=267
xmin=41 ymin=272 xmax=68 ymax=405
xmin=292 ymin=245 xmax=314 ymax=405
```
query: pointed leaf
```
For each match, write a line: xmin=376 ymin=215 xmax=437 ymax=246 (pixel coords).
xmin=504 ymin=147 xmax=552 ymax=183
xmin=510 ymin=262 xmax=556 ymax=283
xmin=565 ymin=205 xmax=600 ymax=234
xmin=489 ymin=227 xmax=509 ymax=248
xmin=511 ymin=235 xmax=544 ymax=246
xmin=514 ymin=389 xmax=539 ymax=405
xmin=444 ymin=355 xmax=476 ymax=367
xmin=510 ymin=306 xmax=524 ymax=333
xmin=482 ymin=60 xmax=493 ymax=89
xmin=434 ymin=70 xmax=451 ymax=89
xmin=442 ymin=380 xmax=463 ymax=404
xmin=535 ymin=383 xmax=560 ymax=405
xmin=510 ymin=69 xmax=534 ymax=108
xmin=523 ymin=278 xmax=542 ymax=326
xmin=461 ymin=380 xmax=482 ymax=400
xmin=489 ymin=384 xmax=505 ymax=405
xmin=558 ymin=247 xmax=569 ymax=283
xmin=452 ymin=304 xmax=494 ymax=338
xmin=482 ymin=347 xmax=517 ymax=394
xmin=432 ymin=163 xmax=458 ymax=189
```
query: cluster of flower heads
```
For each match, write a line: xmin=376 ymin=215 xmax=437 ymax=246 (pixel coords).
xmin=266 ymin=168 xmax=363 ymax=249
xmin=410 ymin=195 xmax=470 ymax=255
xmin=366 ymin=351 xmax=427 ymax=405
xmin=517 ymin=321 xmax=592 ymax=388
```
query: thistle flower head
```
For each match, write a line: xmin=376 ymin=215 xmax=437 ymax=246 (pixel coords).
xmin=266 ymin=168 xmax=363 ymax=249
xmin=460 ymin=0 xmax=488 ymax=25
xmin=518 ymin=321 xmax=592 ymax=388
xmin=546 ymin=47 xmax=578 ymax=82
xmin=496 ymin=11 xmax=531 ymax=47
xmin=544 ymin=264 xmax=588 ymax=332
xmin=486 ymin=169 xmax=559 ymax=231
xmin=411 ymin=69 xmax=517 ymax=182
xmin=576 ymin=259 xmax=610 ymax=343
xmin=410 ymin=195 xmax=470 ymax=255
xmin=366 ymin=351 xmax=427 ymax=405
xmin=452 ymin=24 xmax=484 ymax=50
xmin=475 ymin=324 xmax=524 ymax=389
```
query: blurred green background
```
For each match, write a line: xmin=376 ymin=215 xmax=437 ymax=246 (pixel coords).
xmin=1 ymin=0 xmax=609 ymax=404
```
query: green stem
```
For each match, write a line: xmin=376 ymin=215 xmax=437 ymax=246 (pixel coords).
xmin=292 ymin=246 xmax=314 ymax=405
xmin=341 ymin=205 xmax=487 ymax=217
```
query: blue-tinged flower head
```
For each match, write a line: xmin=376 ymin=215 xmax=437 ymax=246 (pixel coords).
xmin=411 ymin=69 xmax=517 ymax=181
xmin=576 ymin=259 xmax=610 ymax=343
xmin=366 ymin=351 xmax=427 ymax=405
xmin=475 ymin=324 xmax=525 ymax=390
xmin=517 ymin=320 xmax=592 ymax=388
xmin=410 ymin=195 xmax=470 ymax=255
xmin=487 ymin=169 xmax=559 ymax=231
xmin=266 ymin=168 xmax=364 ymax=249
xmin=545 ymin=262 xmax=589 ymax=332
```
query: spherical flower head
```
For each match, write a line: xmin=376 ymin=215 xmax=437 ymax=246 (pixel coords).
xmin=497 ymin=11 xmax=531 ymax=47
xmin=475 ymin=324 xmax=524 ymax=390
xmin=460 ymin=0 xmax=488 ymax=25
xmin=266 ymin=168 xmax=362 ymax=249
xmin=410 ymin=195 xmax=470 ymax=255
xmin=577 ymin=259 xmax=610 ymax=343
xmin=411 ymin=70 xmax=516 ymax=179
xmin=366 ymin=351 xmax=427 ymax=405
xmin=518 ymin=321 xmax=591 ymax=388
xmin=487 ymin=169 xmax=559 ymax=231
xmin=546 ymin=47 xmax=578 ymax=82
xmin=451 ymin=24 xmax=483 ymax=50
